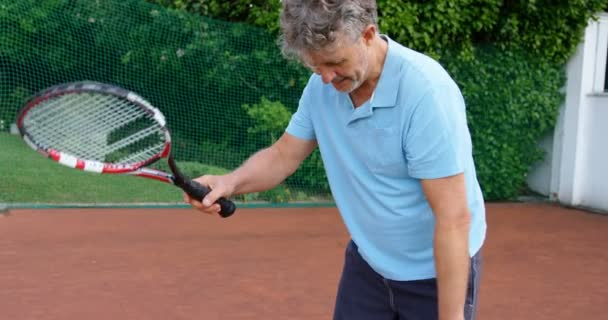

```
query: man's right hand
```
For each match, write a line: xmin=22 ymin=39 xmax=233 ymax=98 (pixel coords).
xmin=183 ymin=174 xmax=235 ymax=216
xmin=183 ymin=133 xmax=317 ymax=216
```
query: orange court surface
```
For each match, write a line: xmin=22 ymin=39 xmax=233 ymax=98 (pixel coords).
xmin=1 ymin=202 xmax=607 ymax=320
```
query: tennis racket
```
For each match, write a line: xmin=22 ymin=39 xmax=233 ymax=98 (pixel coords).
xmin=16 ymin=81 xmax=236 ymax=217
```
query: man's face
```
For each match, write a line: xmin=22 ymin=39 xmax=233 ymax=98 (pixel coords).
xmin=301 ymin=36 xmax=369 ymax=93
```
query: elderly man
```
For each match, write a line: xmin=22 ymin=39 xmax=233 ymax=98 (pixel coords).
xmin=186 ymin=1 xmax=486 ymax=319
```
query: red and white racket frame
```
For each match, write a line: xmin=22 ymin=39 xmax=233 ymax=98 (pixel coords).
xmin=16 ymin=81 xmax=175 ymax=184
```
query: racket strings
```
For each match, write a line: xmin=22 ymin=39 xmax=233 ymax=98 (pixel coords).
xmin=23 ymin=92 xmax=167 ymax=164
xmin=35 ymin=95 xmax=129 ymax=157
xmin=27 ymin=94 xmax=127 ymax=157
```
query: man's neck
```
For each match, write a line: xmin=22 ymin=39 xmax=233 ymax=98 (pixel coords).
xmin=350 ymin=36 xmax=388 ymax=108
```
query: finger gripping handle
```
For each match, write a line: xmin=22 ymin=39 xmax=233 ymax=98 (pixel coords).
xmin=182 ymin=179 xmax=236 ymax=218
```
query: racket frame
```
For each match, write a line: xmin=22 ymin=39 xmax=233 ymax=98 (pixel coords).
xmin=17 ymin=82 xmax=173 ymax=180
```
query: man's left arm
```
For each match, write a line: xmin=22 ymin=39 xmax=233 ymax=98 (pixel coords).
xmin=421 ymin=173 xmax=471 ymax=320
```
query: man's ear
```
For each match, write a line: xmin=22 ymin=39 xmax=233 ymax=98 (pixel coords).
xmin=361 ymin=24 xmax=377 ymax=45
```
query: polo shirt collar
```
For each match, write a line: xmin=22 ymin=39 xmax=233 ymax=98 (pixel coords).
xmin=347 ymin=35 xmax=400 ymax=123
xmin=369 ymin=35 xmax=400 ymax=109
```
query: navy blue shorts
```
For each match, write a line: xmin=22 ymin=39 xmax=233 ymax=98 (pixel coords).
xmin=333 ymin=240 xmax=482 ymax=320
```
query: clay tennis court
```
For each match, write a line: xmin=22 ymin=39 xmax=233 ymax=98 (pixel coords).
xmin=1 ymin=202 xmax=607 ymax=319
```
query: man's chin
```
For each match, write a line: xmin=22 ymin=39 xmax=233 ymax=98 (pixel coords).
xmin=332 ymin=80 xmax=356 ymax=93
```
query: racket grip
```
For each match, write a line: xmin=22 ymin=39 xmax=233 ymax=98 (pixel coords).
xmin=182 ymin=179 xmax=236 ymax=218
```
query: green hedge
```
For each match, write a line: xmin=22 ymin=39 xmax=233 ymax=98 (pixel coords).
xmin=150 ymin=0 xmax=605 ymax=64
xmin=440 ymin=47 xmax=565 ymax=199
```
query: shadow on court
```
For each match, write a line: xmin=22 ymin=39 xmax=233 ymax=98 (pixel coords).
xmin=1 ymin=203 xmax=607 ymax=319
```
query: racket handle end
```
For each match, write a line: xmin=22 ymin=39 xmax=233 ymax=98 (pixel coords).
xmin=216 ymin=197 xmax=237 ymax=218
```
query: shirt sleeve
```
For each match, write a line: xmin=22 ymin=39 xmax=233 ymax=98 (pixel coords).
xmin=404 ymin=86 xmax=467 ymax=179
xmin=285 ymin=82 xmax=316 ymax=141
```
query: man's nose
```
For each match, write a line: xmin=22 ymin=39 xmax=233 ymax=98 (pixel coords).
xmin=315 ymin=67 xmax=336 ymax=84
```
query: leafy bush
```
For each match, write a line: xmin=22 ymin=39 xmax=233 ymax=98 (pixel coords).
xmin=378 ymin=0 xmax=502 ymax=59
xmin=441 ymin=47 xmax=565 ymax=199
xmin=244 ymin=96 xmax=330 ymax=197
xmin=244 ymin=97 xmax=292 ymax=143
xmin=146 ymin=0 xmax=282 ymax=32
xmin=488 ymin=0 xmax=607 ymax=64
xmin=150 ymin=0 xmax=606 ymax=64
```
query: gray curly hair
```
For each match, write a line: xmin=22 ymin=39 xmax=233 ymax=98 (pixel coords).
xmin=279 ymin=0 xmax=378 ymax=60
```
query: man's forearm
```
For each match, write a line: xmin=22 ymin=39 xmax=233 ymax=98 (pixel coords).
xmin=434 ymin=216 xmax=471 ymax=320
xmin=227 ymin=145 xmax=297 ymax=195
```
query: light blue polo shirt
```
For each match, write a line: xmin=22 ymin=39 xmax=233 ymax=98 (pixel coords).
xmin=286 ymin=36 xmax=486 ymax=281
